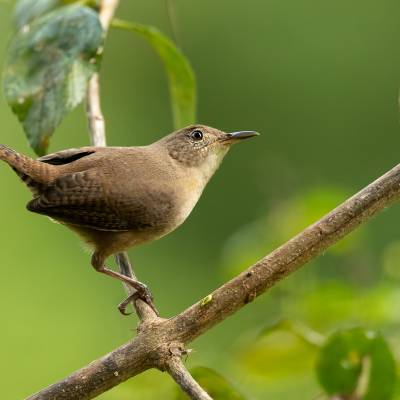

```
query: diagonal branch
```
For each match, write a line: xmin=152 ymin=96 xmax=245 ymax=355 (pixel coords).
xmin=26 ymin=161 xmax=400 ymax=400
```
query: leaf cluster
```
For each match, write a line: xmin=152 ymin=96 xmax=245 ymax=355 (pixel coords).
xmin=3 ymin=0 xmax=196 ymax=155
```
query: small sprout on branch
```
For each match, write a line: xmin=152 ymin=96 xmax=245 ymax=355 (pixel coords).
xmin=200 ymin=294 xmax=213 ymax=307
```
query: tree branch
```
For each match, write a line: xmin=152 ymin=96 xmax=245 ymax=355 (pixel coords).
xmin=165 ymin=353 xmax=213 ymax=400
xmin=26 ymin=160 xmax=400 ymax=399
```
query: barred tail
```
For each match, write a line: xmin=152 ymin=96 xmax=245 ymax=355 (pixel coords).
xmin=0 ymin=144 xmax=56 ymax=193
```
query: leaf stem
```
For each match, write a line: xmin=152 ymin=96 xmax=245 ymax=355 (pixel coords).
xmin=111 ymin=18 xmax=197 ymax=128
xmin=261 ymin=319 xmax=325 ymax=347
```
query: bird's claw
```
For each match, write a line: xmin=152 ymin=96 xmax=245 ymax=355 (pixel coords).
xmin=118 ymin=295 xmax=135 ymax=315
xmin=117 ymin=283 xmax=159 ymax=317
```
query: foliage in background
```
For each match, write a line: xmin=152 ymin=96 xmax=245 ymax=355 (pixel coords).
xmin=317 ymin=328 xmax=396 ymax=399
xmin=112 ymin=18 xmax=196 ymax=129
xmin=3 ymin=3 xmax=102 ymax=155
xmin=3 ymin=0 xmax=196 ymax=155
xmin=1 ymin=1 xmax=400 ymax=399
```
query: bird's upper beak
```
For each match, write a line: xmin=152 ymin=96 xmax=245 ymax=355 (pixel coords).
xmin=220 ymin=130 xmax=260 ymax=144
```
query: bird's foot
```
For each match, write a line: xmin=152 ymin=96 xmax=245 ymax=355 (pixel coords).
xmin=118 ymin=281 xmax=159 ymax=317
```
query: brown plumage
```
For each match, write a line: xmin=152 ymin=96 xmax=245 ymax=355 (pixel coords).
xmin=0 ymin=125 xmax=258 ymax=313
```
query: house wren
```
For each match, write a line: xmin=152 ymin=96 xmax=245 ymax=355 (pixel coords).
xmin=0 ymin=125 xmax=258 ymax=313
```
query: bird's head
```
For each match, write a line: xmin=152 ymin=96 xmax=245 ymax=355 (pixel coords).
xmin=159 ymin=124 xmax=259 ymax=180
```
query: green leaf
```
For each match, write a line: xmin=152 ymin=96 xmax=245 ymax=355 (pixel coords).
xmin=3 ymin=4 xmax=103 ymax=155
xmin=239 ymin=330 xmax=317 ymax=381
xmin=316 ymin=327 xmax=396 ymax=400
xmin=175 ymin=367 xmax=246 ymax=400
xmin=221 ymin=186 xmax=364 ymax=279
xmin=112 ymin=18 xmax=196 ymax=129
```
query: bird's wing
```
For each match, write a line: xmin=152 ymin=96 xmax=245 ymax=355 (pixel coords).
xmin=26 ymin=170 xmax=134 ymax=231
xmin=38 ymin=148 xmax=97 ymax=165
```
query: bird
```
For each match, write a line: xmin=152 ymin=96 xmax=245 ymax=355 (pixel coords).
xmin=0 ymin=125 xmax=259 ymax=314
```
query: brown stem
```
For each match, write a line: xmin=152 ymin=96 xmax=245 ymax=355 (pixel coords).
xmin=86 ymin=0 xmax=118 ymax=147
xmin=97 ymin=0 xmax=120 ymax=29
xmin=26 ymin=161 xmax=400 ymax=399
xmin=165 ymin=355 xmax=213 ymax=400
xmin=85 ymin=0 xmax=157 ymax=321
xmin=114 ymin=252 xmax=156 ymax=321
xmin=86 ymin=74 xmax=106 ymax=147
xmin=83 ymin=3 xmax=205 ymax=398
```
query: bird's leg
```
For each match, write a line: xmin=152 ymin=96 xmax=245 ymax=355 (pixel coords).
xmin=114 ymin=252 xmax=160 ymax=317
xmin=114 ymin=252 xmax=137 ymax=315
xmin=91 ymin=253 xmax=159 ymax=316
xmin=99 ymin=267 xmax=159 ymax=316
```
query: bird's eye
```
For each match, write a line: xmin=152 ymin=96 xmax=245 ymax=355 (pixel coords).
xmin=190 ymin=130 xmax=203 ymax=141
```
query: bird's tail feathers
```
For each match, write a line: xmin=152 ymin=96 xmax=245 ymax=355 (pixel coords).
xmin=0 ymin=144 xmax=55 ymax=192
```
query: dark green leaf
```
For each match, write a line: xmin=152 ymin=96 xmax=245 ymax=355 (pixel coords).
xmin=112 ymin=19 xmax=196 ymax=129
xmin=3 ymin=4 xmax=103 ymax=155
xmin=316 ymin=327 xmax=396 ymax=400
xmin=175 ymin=367 xmax=246 ymax=400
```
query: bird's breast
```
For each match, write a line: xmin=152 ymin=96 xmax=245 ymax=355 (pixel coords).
xmin=171 ymin=176 xmax=205 ymax=228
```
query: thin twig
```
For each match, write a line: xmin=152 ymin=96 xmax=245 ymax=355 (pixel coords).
xmin=83 ymin=3 xmax=205 ymax=398
xmin=27 ymin=161 xmax=400 ymax=399
xmin=85 ymin=0 xmax=155 ymax=319
xmin=97 ymin=0 xmax=119 ymax=29
xmin=86 ymin=0 xmax=119 ymax=147
xmin=114 ymin=253 xmax=156 ymax=321
xmin=261 ymin=319 xmax=325 ymax=347
xmin=86 ymin=74 xmax=106 ymax=147
xmin=166 ymin=355 xmax=212 ymax=400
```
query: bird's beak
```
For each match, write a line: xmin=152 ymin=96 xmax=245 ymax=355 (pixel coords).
xmin=220 ymin=131 xmax=260 ymax=144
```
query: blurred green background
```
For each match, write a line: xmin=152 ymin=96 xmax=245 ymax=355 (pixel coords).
xmin=1 ymin=0 xmax=400 ymax=398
